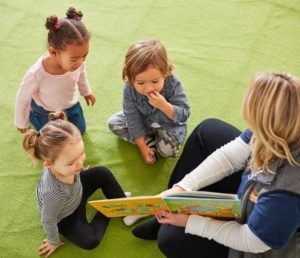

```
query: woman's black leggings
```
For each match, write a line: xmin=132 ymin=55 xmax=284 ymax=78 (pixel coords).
xmin=158 ymin=118 xmax=243 ymax=258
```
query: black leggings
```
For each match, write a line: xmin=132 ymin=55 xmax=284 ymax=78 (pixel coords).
xmin=158 ymin=118 xmax=243 ymax=258
xmin=58 ymin=166 xmax=125 ymax=250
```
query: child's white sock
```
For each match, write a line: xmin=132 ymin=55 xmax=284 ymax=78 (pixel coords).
xmin=122 ymin=192 xmax=148 ymax=225
xmin=124 ymin=192 xmax=132 ymax=197
xmin=123 ymin=214 xmax=149 ymax=226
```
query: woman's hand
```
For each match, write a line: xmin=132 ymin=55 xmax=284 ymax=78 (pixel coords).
xmin=156 ymin=210 xmax=189 ymax=227
xmin=38 ymin=239 xmax=64 ymax=257
xmin=84 ymin=93 xmax=96 ymax=106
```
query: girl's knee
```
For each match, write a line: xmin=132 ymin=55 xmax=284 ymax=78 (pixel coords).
xmin=83 ymin=166 xmax=114 ymax=183
xmin=93 ymin=166 xmax=113 ymax=177
xmin=79 ymin=236 xmax=101 ymax=250
xmin=107 ymin=112 xmax=125 ymax=128
xmin=107 ymin=115 xmax=117 ymax=132
xmin=107 ymin=115 xmax=129 ymax=139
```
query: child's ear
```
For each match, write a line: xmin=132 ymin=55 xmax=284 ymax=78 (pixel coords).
xmin=43 ymin=160 xmax=52 ymax=169
xmin=48 ymin=47 xmax=57 ymax=57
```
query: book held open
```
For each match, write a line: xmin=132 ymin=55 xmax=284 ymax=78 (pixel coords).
xmin=89 ymin=191 xmax=241 ymax=218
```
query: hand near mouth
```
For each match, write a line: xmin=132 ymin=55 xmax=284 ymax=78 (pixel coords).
xmin=147 ymin=91 xmax=174 ymax=120
xmin=147 ymin=91 xmax=166 ymax=109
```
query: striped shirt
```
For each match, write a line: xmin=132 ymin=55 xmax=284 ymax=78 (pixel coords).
xmin=36 ymin=168 xmax=82 ymax=245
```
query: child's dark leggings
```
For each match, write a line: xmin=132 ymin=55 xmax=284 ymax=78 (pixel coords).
xmin=158 ymin=118 xmax=243 ymax=258
xmin=58 ymin=166 xmax=126 ymax=250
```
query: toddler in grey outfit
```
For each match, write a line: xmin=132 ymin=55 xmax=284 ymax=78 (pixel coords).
xmin=108 ymin=39 xmax=189 ymax=164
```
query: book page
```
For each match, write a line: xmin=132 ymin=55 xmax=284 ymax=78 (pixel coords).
xmin=167 ymin=191 xmax=238 ymax=199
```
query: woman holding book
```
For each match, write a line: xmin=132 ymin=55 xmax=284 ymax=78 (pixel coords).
xmin=131 ymin=72 xmax=300 ymax=258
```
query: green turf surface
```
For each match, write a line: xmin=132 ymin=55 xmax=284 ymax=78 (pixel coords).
xmin=0 ymin=0 xmax=299 ymax=257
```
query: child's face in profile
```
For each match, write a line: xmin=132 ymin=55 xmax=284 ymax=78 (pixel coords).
xmin=133 ymin=65 xmax=165 ymax=96
xmin=55 ymin=41 xmax=89 ymax=72
xmin=47 ymin=138 xmax=86 ymax=178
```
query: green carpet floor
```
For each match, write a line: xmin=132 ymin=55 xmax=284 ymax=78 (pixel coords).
xmin=0 ymin=0 xmax=299 ymax=257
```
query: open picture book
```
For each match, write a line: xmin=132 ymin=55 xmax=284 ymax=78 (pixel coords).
xmin=89 ymin=191 xmax=241 ymax=218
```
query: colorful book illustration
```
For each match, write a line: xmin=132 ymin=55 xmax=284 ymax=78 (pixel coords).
xmin=88 ymin=191 xmax=241 ymax=218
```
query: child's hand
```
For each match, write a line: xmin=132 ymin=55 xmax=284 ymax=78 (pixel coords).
xmin=38 ymin=239 xmax=64 ymax=258
xmin=148 ymin=91 xmax=174 ymax=120
xmin=148 ymin=91 xmax=167 ymax=109
xmin=156 ymin=210 xmax=189 ymax=227
xmin=139 ymin=145 xmax=156 ymax=164
xmin=84 ymin=93 xmax=96 ymax=106
xmin=17 ymin=127 xmax=30 ymax=133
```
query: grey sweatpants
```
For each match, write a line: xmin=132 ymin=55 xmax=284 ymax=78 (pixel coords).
xmin=108 ymin=111 xmax=180 ymax=158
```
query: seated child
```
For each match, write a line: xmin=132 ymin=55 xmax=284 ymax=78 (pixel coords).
xmin=23 ymin=111 xmax=126 ymax=257
xmin=15 ymin=7 xmax=96 ymax=134
xmin=108 ymin=39 xmax=190 ymax=164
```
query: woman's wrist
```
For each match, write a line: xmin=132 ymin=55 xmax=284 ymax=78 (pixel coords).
xmin=158 ymin=186 xmax=186 ymax=197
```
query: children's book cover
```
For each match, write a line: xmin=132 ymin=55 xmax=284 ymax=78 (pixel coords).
xmin=89 ymin=191 xmax=241 ymax=218
xmin=89 ymin=196 xmax=171 ymax=217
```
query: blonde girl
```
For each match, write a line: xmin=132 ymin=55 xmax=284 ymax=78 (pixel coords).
xmin=23 ymin=112 xmax=126 ymax=257
xmin=15 ymin=7 xmax=96 ymax=135
xmin=132 ymin=72 xmax=300 ymax=258
xmin=108 ymin=39 xmax=190 ymax=164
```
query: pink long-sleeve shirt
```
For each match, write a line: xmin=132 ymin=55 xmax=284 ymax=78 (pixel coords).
xmin=14 ymin=53 xmax=92 ymax=129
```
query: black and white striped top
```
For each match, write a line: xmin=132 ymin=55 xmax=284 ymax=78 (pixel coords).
xmin=36 ymin=168 xmax=82 ymax=245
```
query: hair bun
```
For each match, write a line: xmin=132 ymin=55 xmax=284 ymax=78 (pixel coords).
xmin=45 ymin=15 xmax=59 ymax=31
xmin=22 ymin=129 xmax=41 ymax=159
xmin=66 ymin=7 xmax=83 ymax=20
xmin=49 ymin=111 xmax=68 ymax=121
